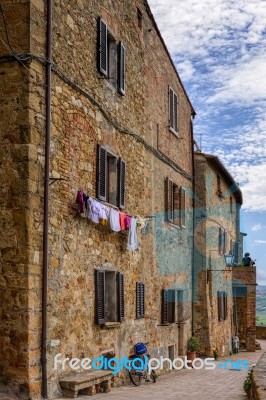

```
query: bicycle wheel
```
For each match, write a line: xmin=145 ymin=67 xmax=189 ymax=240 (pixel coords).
xmin=129 ymin=369 xmax=141 ymax=386
xmin=150 ymin=369 xmax=157 ymax=383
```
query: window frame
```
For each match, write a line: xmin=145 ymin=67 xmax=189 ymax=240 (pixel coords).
xmin=95 ymin=269 xmax=125 ymax=325
xmin=96 ymin=144 xmax=126 ymax=209
xmin=97 ymin=17 xmax=126 ymax=95
xmin=217 ymin=291 xmax=228 ymax=321
xmin=165 ymin=177 xmax=186 ymax=228
xmin=168 ymin=86 xmax=178 ymax=136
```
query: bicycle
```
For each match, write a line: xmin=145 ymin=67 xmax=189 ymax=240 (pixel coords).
xmin=128 ymin=342 xmax=157 ymax=386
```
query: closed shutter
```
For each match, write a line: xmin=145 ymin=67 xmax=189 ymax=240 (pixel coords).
xmin=169 ymin=87 xmax=174 ymax=128
xmin=217 ymin=291 xmax=221 ymax=321
xmin=180 ymin=187 xmax=186 ymax=227
xmin=118 ymin=158 xmax=126 ymax=209
xmin=223 ymin=292 xmax=227 ymax=320
xmin=223 ymin=230 xmax=227 ymax=255
xmin=95 ymin=270 xmax=105 ymax=324
xmin=136 ymin=281 xmax=145 ymax=319
xmin=98 ymin=18 xmax=108 ymax=76
xmin=97 ymin=144 xmax=107 ymax=201
xmin=162 ymin=289 xmax=169 ymax=324
xmin=173 ymin=92 xmax=178 ymax=132
xmin=169 ymin=289 xmax=177 ymax=323
xmin=118 ymin=42 xmax=126 ymax=95
xmin=218 ymin=228 xmax=223 ymax=255
xmin=117 ymin=272 xmax=125 ymax=322
xmin=165 ymin=177 xmax=174 ymax=222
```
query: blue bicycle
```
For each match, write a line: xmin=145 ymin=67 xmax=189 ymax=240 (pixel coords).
xmin=128 ymin=342 xmax=157 ymax=386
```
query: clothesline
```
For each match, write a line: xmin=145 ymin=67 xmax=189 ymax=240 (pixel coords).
xmin=77 ymin=187 xmax=136 ymax=218
xmin=75 ymin=189 xmax=141 ymax=251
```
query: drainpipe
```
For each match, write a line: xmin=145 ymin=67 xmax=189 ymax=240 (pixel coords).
xmin=41 ymin=0 xmax=52 ymax=398
xmin=190 ymin=115 xmax=196 ymax=336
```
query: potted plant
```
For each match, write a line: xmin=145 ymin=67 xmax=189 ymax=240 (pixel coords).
xmin=243 ymin=372 xmax=252 ymax=398
xmin=187 ymin=336 xmax=201 ymax=362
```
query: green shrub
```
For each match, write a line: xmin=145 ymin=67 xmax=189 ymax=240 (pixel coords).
xmin=187 ymin=336 xmax=201 ymax=352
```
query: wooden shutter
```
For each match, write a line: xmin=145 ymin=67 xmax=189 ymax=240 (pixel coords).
xmin=118 ymin=158 xmax=126 ymax=209
xmin=223 ymin=292 xmax=227 ymax=320
xmin=169 ymin=289 xmax=177 ymax=323
xmin=217 ymin=291 xmax=221 ymax=321
xmin=169 ymin=87 xmax=174 ymax=129
xmin=118 ymin=42 xmax=126 ymax=95
xmin=223 ymin=230 xmax=227 ymax=255
xmin=162 ymin=289 xmax=169 ymax=324
xmin=95 ymin=270 xmax=105 ymax=324
xmin=97 ymin=144 xmax=107 ymax=201
xmin=136 ymin=281 xmax=145 ymax=319
xmin=180 ymin=187 xmax=186 ymax=227
xmin=98 ymin=18 xmax=108 ymax=76
xmin=165 ymin=177 xmax=174 ymax=222
xmin=117 ymin=272 xmax=125 ymax=322
xmin=173 ymin=92 xmax=178 ymax=132
xmin=218 ymin=228 xmax=223 ymax=255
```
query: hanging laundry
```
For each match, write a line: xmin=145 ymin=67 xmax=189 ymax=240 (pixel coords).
xmin=125 ymin=215 xmax=131 ymax=230
xmin=109 ymin=208 xmax=121 ymax=232
xmin=87 ymin=197 xmax=101 ymax=224
xmin=76 ymin=190 xmax=85 ymax=214
xmin=119 ymin=212 xmax=127 ymax=230
xmin=99 ymin=203 xmax=110 ymax=225
xmin=127 ymin=217 xmax=138 ymax=251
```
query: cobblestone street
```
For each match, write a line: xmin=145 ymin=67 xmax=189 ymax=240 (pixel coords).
xmin=68 ymin=341 xmax=265 ymax=400
xmin=0 ymin=342 xmax=264 ymax=400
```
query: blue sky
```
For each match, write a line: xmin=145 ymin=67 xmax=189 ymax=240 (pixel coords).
xmin=149 ymin=0 xmax=266 ymax=283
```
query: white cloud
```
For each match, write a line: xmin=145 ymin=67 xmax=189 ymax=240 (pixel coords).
xmin=257 ymin=268 xmax=266 ymax=284
xmin=254 ymin=240 xmax=266 ymax=244
xmin=149 ymin=0 xmax=266 ymax=212
xmin=252 ymin=224 xmax=262 ymax=231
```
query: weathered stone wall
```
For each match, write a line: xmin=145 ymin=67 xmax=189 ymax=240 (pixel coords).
xmin=251 ymin=352 xmax=266 ymax=400
xmin=0 ymin=0 xmax=32 ymax=396
xmin=232 ymin=266 xmax=256 ymax=351
xmin=256 ymin=326 xmax=266 ymax=340
xmin=194 ymin=153 xmax=240 ymax=356
xmin=0 ymin=0 xmax=195 ymax=398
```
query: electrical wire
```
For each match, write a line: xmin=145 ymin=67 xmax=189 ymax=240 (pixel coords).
xmin=0 ymin=2 xmax=32 ymax=64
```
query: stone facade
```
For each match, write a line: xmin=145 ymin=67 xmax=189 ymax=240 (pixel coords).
xmin=0 ymin=0 xmax=195 ymax=398
xmin=194 ymin=152 xmax=241 ymax=356
xmin=232 ymin=266 xmax=256 ymax=351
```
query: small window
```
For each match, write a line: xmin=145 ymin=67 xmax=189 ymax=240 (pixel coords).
xmin=217 ymin=291 xmax=227 ymax=321
xmin=136 ymin=281 xmax=145 ymax=319
xmin=97 ymin=144 xmax=126 ymax=209
xmin=230 ymin=196 xmax=233 ymax=214
xmin=95 ymin=270 xmax=125 ymax=324
xmin=97 ymin=18 xmax=126 ymax=95
xmin=218 ymin=227 xmax=226 ymax=255
xmin=168 ymin=87 xmax=178 ymax=134
xmin=165 ymin=177 xmax=186 ymax=228
xmin=162 ymin=289 xmax=176 ymax=324
xmin=217 ymin=174 xmax=223 ymax=197
xmin=162 ymin=289 xmax=186 ymax=324
xmin=137 ymin=8 xmax=142 ymax=30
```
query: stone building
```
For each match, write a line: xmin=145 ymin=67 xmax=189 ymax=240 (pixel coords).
xmin=194 ymin=151 xmax=256 ymax=355
xmin=0 ymin=0 xmax=196 ymax=398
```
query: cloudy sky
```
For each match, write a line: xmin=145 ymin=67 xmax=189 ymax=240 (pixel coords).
xmin=149 ymin=0 xmax=266 ymax=283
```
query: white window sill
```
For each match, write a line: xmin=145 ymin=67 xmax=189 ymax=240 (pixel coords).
xmin=169 ymin=127 xmax=179 ymax=138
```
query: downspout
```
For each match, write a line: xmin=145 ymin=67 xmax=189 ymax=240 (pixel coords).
xmin=41 ymin=0 xmax=52 ymax=398
xmin=190 ymin=115 xmax=196 ymax=336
